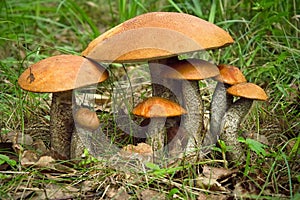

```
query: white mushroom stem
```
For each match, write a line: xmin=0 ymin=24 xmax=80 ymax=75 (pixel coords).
xmin=182 ymin=80 xmax=203 ymax=153
xmin=50 ymin=91 xmax=74 ymax=159
xmin=220 ymin=98 xmax=253 ymax=162
xmin=202 ymin=82 xmax=233 ymax=150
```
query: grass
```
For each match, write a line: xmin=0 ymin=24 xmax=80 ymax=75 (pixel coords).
xmin=0 ymin=0 xmax=299 ymax=199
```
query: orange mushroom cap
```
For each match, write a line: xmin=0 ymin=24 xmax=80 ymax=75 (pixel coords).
xmin=82 ymin=12 xmax=234 ymax=63
xmin=227 ymin=83 xmax=268 ymax=101
xmin=18 ymin=55 xmax=109 ymax=93
xmin=214 ymin=64 xmax=247 ymax=85
xmin=132 ymin=97 xmax=186 ymax=118
xmin=162 ymin=58 xmax=219 ymax=80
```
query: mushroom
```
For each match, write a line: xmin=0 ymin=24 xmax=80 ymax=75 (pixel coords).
xmin=81 ymin=12 xmax=234 ymax=153
xmin=161 ymin=58 xmax=220 ymax=152
xmin=74 ymin=107 xmax=100 ymax=131
xmin=132 ymin=96 xmax=186 ymax=160
xmin=18 ymin=55 xmax=109 ymax=159
xmin=202 ymin=64 xmax=247 ymax=150
xmin=220 ymin=82 xmax=268 ymax=162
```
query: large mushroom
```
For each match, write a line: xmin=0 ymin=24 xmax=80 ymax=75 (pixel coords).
xmin=161 ymin=58 xmax=220 ymax=152
xmin=81 ymin=12 xmax=234 ymax=154
xmin=203 ymin=64 xmax=247 ymax=149
xmin=132 ymin=96 xmax=186 ymax=160
xmin=18 ymin=55 xmax=109 ymax=159
xmin=220 ymin=82 xmax=268 ymax=162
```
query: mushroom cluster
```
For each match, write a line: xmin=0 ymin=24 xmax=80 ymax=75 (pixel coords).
xmin=18 ymin=12 xmax=268 ymax=163
xmin=18 ymin=55 xmax=109 ymax=159
xmin=81 ymin=12 xmax=235 ymax=160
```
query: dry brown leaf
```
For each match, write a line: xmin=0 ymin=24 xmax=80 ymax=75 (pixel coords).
xmin=35 ymin=156 xmax=55 ymax=168
xmin=32 ymin=139 xmax=48 ymax=154
xmin=21 ymin=150 xmax=39 ymax=167
xmin=202 ymin=165 xmax=238 ymax=180
xmin=195 ymin=176 xmax=227 ymax=191
xmin=139 ymin=189 xmax=165 ymax=200
xmin=30 ymin=183 xmax=79 ymax=200
xmin=4 ymin=132 xmax=33 ymax=146
xmin=106 ymin=186 xmax=131 ymax=200
xmin=120 ymin=143 xmax=153 ymax=162
xmin=197 ymin=193 xmax=229 ymax=200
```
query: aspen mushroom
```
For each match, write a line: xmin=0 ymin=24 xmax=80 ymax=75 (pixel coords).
xmin=203 ymin=64 xmax=247 ymax=149
xmin=81 ymin=12 xmax=234 ymax=153
xmin=18 ymin=55 xmax=109 ymax=159
xmin=74 ymin=108 xmax=100 ymax=131
xmin=161 ymin=58 xmax=219 ymax=152
xmin=220 ymin=82 xmax=268 ymax=162
xmin=132 ymin=96 xmax=186 ymax=160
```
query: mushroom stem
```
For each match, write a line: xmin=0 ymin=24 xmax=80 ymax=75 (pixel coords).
xmin=71 ymin=126 xmax=118 ymax=160
xmin=220 ymin=98 xmax=253 ymax=162
xmin=148 ymin=59 xmax=182 ymax=156
xmin=146 ymin=117 xmax=166 ymax=160
xmin=182 ymin=80 xmax=203 ymax=153
xmin=203 ymin=82 xmax=233 ymax=150
xmin=50 ymin=91 xmax=74 ymax=159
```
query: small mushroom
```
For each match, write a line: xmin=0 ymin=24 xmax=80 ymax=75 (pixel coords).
xmin=74 ymin=108 xmax=100 ymax=131
xmin=220 ymin=82 xmax=268 ymax=162
xmin=161 ymin=58 xmax=219 ymax=152
xmin=132 ymin=97 xmax=186 ymax=160
xmin=18 ymin=55 xmax=109 ymax=159
xmin=203 ymin=64 xmax=247 ymax=150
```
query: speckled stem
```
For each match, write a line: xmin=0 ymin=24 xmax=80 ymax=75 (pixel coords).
xmin=71 ymin=126 xmax=118 ymax=159
xmin=220 ymin=98 xmax=253 ymax=162
xmin=146 ymin=117 xmax=166 ymax=160
xmin=50 ymin=91 xmax=74 ymax=159
xmin=149 ymin=59 xmax=182 ymax=157
xmin=203 ymin=82 xmax=233 ymax=150
xmin=182 ymin=80 xmax=203 ymax=153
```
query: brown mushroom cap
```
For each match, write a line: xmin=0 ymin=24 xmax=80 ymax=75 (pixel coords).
xmin=18 ymin=55 xmax=109 ymax=93
xmin=82 ymin=12 xmax=234 ymax=63
xmin=132 ymin=97 xmax=187 ymax=118
xmin=214 ymin=64 xmax=247 ymax=85
xmin=161 ymin=58 xmax=219 ymax=80
xmin=227 ymin=83 xmax=268 ymax=101
xmin=74 ymin=108 xmax=100 ymax=130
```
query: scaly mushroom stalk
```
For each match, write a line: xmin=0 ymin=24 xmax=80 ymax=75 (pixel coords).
xmin=50 ymin=91 xmax=74 ymax=159
xmin=146 ymin=117 xmax=167 ymax=159
xmin=182 ymin=80 xmax=203 ymax=152
xmin=220 ymin=82 xmax=268 ymax=162
xmin=149 ymin=59 xmax=183 ymax=156
xmin=203 ymin=64 xmax=246 ymax=152
xmin=161 ymin=59 xmax=219 ymax=155
xmin=132 ymin=97 xmax=186 ymax=162
xmin=202 ymin=82 xmax=233 ymax=150
xmin=219 ymin=98 xmax=253 ymax=162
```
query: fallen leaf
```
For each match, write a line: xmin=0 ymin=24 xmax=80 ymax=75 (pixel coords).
xmin=106 ymin=186 xmax=131 ymax=200
xmin=21 ymin=150 xmax=39 ymax=167
xmin=139 ymin=189 xmax=165 ymax=200
xmin=202 ymin=165 xmax=238 ymax=180
xmin=197 ymin=193 xmax=229 ymax=200
xmin=195 ymin=176 xmax=227 ymax=192
xmin=30 ymin=183 xmax=79 ymax=200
